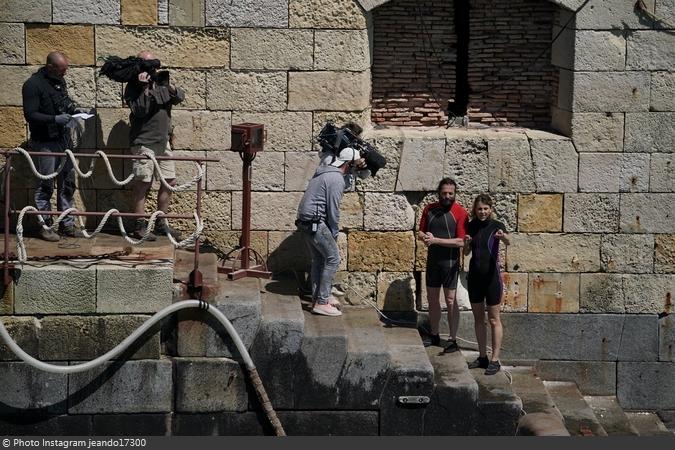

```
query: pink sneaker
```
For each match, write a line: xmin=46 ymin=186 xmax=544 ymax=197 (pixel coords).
xmin=312 ymin=303 xmax=343 ymax=317
xmin=328 ymin=295 xmax=342 ymax=310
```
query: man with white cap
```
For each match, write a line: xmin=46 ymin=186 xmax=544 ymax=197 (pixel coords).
xmin=296 ymin=147 xmax=360 ymax=316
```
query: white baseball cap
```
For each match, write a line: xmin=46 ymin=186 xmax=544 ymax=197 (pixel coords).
xmin=329 ymin=147 xmax=359 ymax=167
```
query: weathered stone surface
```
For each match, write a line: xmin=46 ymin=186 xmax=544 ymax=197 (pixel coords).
xmin=0 ymin=317 xmax=39 ymax=361
xmin=284 ymin=152 xmax=317 ymax=192
xmin=96 ymin=264 xmax=173 ymax=313
xmin=530 ymin=138 xmax=578 ymax=193
xmin=26 ymin=24 xmax=96 ymax=66
xmin=267 ymin=230 xmax=310 ymax=273
xmin=395 ymin=138 xmax=445 ymax=191
xmin=625 ymin=112 xmax=675 ymax=153
xmin=337 ymin=191 xmax=363 ymax=230
xmin=231 ymin=29 xmax=312 ymax=70
xmin=487 ymin=136 xmax=535 ymax=193
xmin=528 ymin=273 xmax=580 ymax=313
xmin=53 ymin=0 xmax=121 ymax=24
xmin=204 ymin=230 xmax=268 ymax=260
xmin=290 ymin=0 xmax=367 ymax=29
xmin=0 ymin=65 xmax=36 ymax=106
xmin=65 ymin=67 xmax=97 ymax=111
xmin=580 ymin=274 xmax=624 ymax=313
xmin=277 ymin=411 xmax=379 ymax=436
xmin=0 ymin=362 xmax=67 ymax=414
xmin=601 ymin=234 xmax=654 ymax=273
xmin=172 ymin=411 xmax=267 ymax=435
xmin=205 ymin=151 xmax=241 ymax=191
xmin=0 ymin=23 xmax=25 ymax=64
xmin=623 ymin=274 xmax=675 ymax=314
xmin=564 ymin=193 xmax=619 ymax=233
xmin=96 ymin=108 xmax=130 ymax=149
xmin=569 ymin=113 xmax=624 ymax=153
xmin=0 ymin=283 xmax=12 ymax=315
xmin=232 ymin=192 xmax=303 ymax=231
xmin=651 ymin=71 xmax=675 ymax=111
xmin=69 ymin=360 xmax=173 ymax=413
xmin=315 ymin=29 xmax=371 ymax=71
xmin=650 ymin=153 xmax=675 ymax=192
xmin=535 ymin=361 xmax=616 ymax=395
xmin=507 ymin=233 xmax=601 ymax=273
xmin=618 ymin=362 xmax=675 ymax=410
xmin=169 ymin=0 xmax=203 ymax=26
xmin=175 ymin=358 xmax=247 ymax=412
xmin=207 ymin=70 xmax=286 ymax=111
xmin=445 ymin=137 xmax=489 ymax=192
xmin=501 ymin=273 xmax=528 ymax=312
xmin=574 ymin=0 xmax=655 ymax=29
xmin=517 ymin=194 xmax=562 ymax=232
xmin=573 ymin=72 xmax=650 ymax=112
xmin=357 ymin=0 xmax=390 ymax=10
xmin=121 ymin=0 xmax=158 ymax=25
xmin=97 ymin=26 xmax=229 ymax=68
xmin=0 ymin=414 xmax=94 ymax=435
xmin=14 ymin=265 xmax=96 ymax=314
xmin=333 ymin=271 xmax=376 ymax=305
xmin=39 ymin=315 xmax=159 ymax=360
xmin=627 ymin=31 xmax=675 ymax=71
xmin=206 ymin=0 xmax=288 ymax=27
xmin=620 ymin=315 xmax=659 ymax=361
xmin=579 ymin=153 xmax=650 ymax=193
xmin=91 ymin=414 xmax=168 ymax=436
xmin=0 ymin=0 xmax=51 ymax=22
xmin=620 ymin=194 xmax=675 ymax=233
xmin=660 ymin=315 xmax=675 ymax=362
xmin=363 ymin=132 xmax=404 ymax=168
xmin=377 ymin=272 xmax=415 ymax=311
xmin=233 ymin=111 xmax=313 ymax=152
xmin=656 ymin=234 xmax=675 ymax=273
xmin=168 ymin=69 xmax=207 ymax=109
xmin=363 ymin=193 xmax=414 ymax=231
xmin=96 ymin=75 xmax=124 ymax=107
xmin=348 ymin=231 xmax=415 ymax=271
xmin=0 ymin=106 xmax=27 ymax=147
xmin=574 ymin=30 xmax=625 ymax=71
xmin=158 ymin=0 xmax=169 ymax=23
xmin=171 ymin=110 xmax=231 ymax=150
xmin=356 ymin=167 xmax=397 ymax=192
xmin=288 ymin=71 xmax=371 ymax=111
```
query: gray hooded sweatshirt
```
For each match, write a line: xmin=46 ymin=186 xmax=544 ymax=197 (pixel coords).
xmin=297 ymin=165 xmax=346 ymax=238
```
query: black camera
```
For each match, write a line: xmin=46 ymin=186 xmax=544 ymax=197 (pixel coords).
xmin=317 ymin=122 xmax=387 ymax=176
xmin=151 ymin=69 xmax=170 ymax=86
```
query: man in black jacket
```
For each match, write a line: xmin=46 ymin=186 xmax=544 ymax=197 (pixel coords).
xmin=22 ymin=51 xmax=86 ymax=241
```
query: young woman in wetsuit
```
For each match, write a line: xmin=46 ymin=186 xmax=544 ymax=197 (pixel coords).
xmin=463 ymin=194 xmax=510 ymax=375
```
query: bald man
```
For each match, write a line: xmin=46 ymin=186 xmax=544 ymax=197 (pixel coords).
xmin=124 ymin=51 xmax=185 ymax=240
xmin=22 ymin=51 xmax=88 ymax=241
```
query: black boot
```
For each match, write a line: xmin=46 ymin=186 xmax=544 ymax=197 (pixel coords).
xmin=131 ymin=219 xmax=157 ymax=241
xmin=155 ymin=219 xmax=182 ymax=240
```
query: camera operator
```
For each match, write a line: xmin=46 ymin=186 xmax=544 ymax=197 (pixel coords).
xmin=318 ymin=122 xmax=370 ymax=191
xmin=22 ymin=51 xmax=91 ymax=241
xmin=124 ymin=50 xmax=184 ymax=240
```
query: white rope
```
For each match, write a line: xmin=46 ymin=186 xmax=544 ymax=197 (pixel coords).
xmin=64 ymin=150 xmax=96 ymax=178
xmin=94 ymin=150 xmax=134 ymax=186
xmin=76 ymin=208 xmax=119 ymax=239
xmin=163 ymin=212 xmax=204 ymax=249
xmin=117 ymin=210 xmax=163 ymax=245
xmin=145 ymin=152 xmax=204 ymax=192
xmin=14 ymin=147 xmax=68 ymax=180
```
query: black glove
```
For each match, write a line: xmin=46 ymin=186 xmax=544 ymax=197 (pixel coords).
xmin=54 ymin=114 xmax=71 ymax=125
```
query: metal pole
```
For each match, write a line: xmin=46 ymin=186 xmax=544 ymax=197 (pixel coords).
xmin=4 ymin=155 xmax=12 ymax=286
xmin=188 ymin=166 xmax=203 ymax=297
xmin=241 ymin=154 xmax=253 ymax=270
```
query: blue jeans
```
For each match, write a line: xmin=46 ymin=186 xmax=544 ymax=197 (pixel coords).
xmin=32 ymin=140 xmax=75 ymax=227
xmin=303 ymin=222 xmax=340 ymax=305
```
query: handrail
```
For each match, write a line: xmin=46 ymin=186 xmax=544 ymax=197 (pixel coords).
xmin=1 ymin=149 xmax=220 ymax=162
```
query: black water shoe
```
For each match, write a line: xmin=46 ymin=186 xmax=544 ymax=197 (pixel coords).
xmin=443 ymin=339 xmax=460 ymax=353
xmin=485 ymin=360 xmax=501 ymax=375
xmin=422 ymin=334 xmax=440 ymax=347
xmin=468 ymin=356 xmax=489 ymax=369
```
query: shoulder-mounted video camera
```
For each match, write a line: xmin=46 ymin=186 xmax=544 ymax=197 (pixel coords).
xmin=99 ymin=56 xmax=169 ymax=85
xmin=317 ymin=122 xmax=387 ymax=176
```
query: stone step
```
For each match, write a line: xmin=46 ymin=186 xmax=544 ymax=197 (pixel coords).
xmin=424 ymin=348 xmax=479 ymax=435
xmin=584 ymin=396 xmax=639 ymax=436
xmin=509 ymin=366 xmax=561 ymax=417
xmin=625 ymin=411 xmax=673 ymax=436
xmin=543 ymin=381 xmax=607 ymax=436
xmin=464 ymin=350 xmax=523 ymax=435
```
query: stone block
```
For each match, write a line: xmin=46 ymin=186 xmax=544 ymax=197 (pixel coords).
xmin=528 ymin=273 xmax=580 ymax=313
xmin=574 ymin=0 xmax=655 ymax=29
xmin=517 ymin=194 xmax=562 ymax=232
xmin=232 ymin=192 xmax=303 ymax=231
xmin=627 ymin=31 xmax=675 ymax=71
xmin=0 ymin=23 xmax=25 ymax=64
xmin=579 ymin=153 xmax=650 ymax=193
xmin=231 ymin=29 xmax=312 ymax=70
xmin=290 ymin=0 xmax=367 ymax=29
xmin=650 ymin=153 xmax=675 ymax=192
xmin=651 ymin=71 xmax=675 ymax=112
xmin=660 ymin=315 xmax=675 ymax=362
xmin=601 ymin=234 xmax=654 ymax=273
xmin=96 ymin=26 xmax=229 ymax=68
xmin=233 ymin=111 xmax=313 ymax=152
xmin=501 ymin=272 xmax=528 ymax=312
xmin=39 ymin=315 xmax=159 ymax=360
xmin=507 ymin=233 xmax=601 ymax=273
xmin=315 ymin=29 xmax=371 ymax=71
xmin=96 ymin=264 xmax=173 ymax=313
xmin=557 ymin=68 xmax=573 ymax=111
xmin=171 ymin=110 xmax=231 ymax=150
xmin=339 ymin=192 xmax=364 ymax=230
xmin=173 ymin=190 xmax=230 ymax=231
xmin=377 ymin=272 xmax=415 ymax=311
xmin=288 ymin=71 xmax=371 ymax=111
xmin=68 ymin=360 xmax=173 ymax=413
xmin=363 ymin=193 xmax=414 ymax=231
xmin=53 ymin=0 xmax=121 ymax=24
xmin=121 ymin=0 xmax=158 ymax=25
xmin=169 ymin=69 xmax=207 ymax=109
xmin=96 ymin=75 xmax=124 ymax=108
xmin=363 ymin=131 xmax=404 ymax=168
xmin=574 ymin=30 xmax=626 ymax=71
xmin=96 ymin=108 xmax=130 ymax=149
xmin=207 ymin=70 xmax=286 ymax=111
xmin=0 ymin=107 xmax=27 ymax=147
xmin=535 ymin=361 xmax=616 ymax=395
xmin=625 ymin=112 xmax=675 ymax=153
xmin=169 ymin=0 xmax=203 ymax=26
xmin=158 ymin=0 xmax=168 ymax=23
xmin=0 ymin=414 xmax=93 ymax=435
xmin=618 ymin=362 xmax=675 ymax=410
xmin=173 ymin=411 xmax=266 ymax=435
xmin=65 ymin=67 xmax=97 ymax=112
xmin=530 ymin=138 xmax=578 ymax=193
xmin=205 ymin=151 xmax=241 ymax=191
xmin=333 ymin=271 xmax=376 ymax=305
xmin=92 ymin=414 xmax=168 ymax=436
xmin=0 ymin=282 xmax=12 ymax=315
xmin=203 ymin=230 xmax=268 ymax=259
xmin=569 ymin=113 xmax=624 ymax=153
xmin=623 ymin=274 xmax=675 ymax=314
xmin=444 ymin=137 xmax=489 ymax=192
xmin=0 ymin=316 xmax=39 ymax=361
xmin=14 ymin=265 xmax=96 ymax=314
xmin=26 ymin=24 xmax=95 ymax=66
xmin=284 ymin=152 xmax=317 ymax=192
xmin=620 ymin=194 xmax=675 ymax=233
xmin=277 ymin=411 xmax=379 ymax=436
xmin=563 ymin=193 xmax=619 ymax=233
xmin=356 ymin=167 xmax=397 ymax=192
xmin=0 ymin=65 xmax=36 ymax=106
xmin=0 ymin=0 xmax=51 ymax=22
xmin=206 ymin=0 xmax=288 ymax=27
xmin=348 ymin=231 xmax=415 ymax=271
xmin=620 ymin=315 xmax=659 ymax=361
xmin=572 ymin=72 xmax=650 ymax=112
xmin=487 ymin=136 xmax=535 ymax=193
xmin=656 ymin=234 xmax=675 ymax=273
xmin=0 ymin=362 xmax=67 ymax=414
xmin=175 ymin=358 xmax=248 ymax=412
xmin=395 ymin=137 xmax=445 ymax=191
xmin=267 ymin=230 xmax=310 ymax=273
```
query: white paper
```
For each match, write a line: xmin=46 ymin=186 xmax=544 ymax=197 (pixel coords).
xmin=72 ymin=113 xmax=94 ymax=120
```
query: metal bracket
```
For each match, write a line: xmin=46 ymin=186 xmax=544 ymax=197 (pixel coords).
xmin=397 ymin=396 xmax=430 ymax=405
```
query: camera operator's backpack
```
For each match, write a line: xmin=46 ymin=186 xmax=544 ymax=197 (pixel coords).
xmin=99 ymin=56 xmax=161 ymax=83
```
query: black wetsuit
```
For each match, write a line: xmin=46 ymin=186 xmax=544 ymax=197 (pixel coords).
xmin=467 ymin=218 xmax=507 ymax=305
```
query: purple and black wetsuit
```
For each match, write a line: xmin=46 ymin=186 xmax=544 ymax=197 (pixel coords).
xmin=467 ymin=218 xmax=507 ymax=306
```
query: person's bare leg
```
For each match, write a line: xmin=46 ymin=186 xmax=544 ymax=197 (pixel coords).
xmin=427 ymin=287 xmax=441 ymax=335
xmin=444 ymin=288 xmax=459 ymax=340
xmin=157 ymin=178 xmax=176 ymax=213
xmin=471 ymin=302 xmax=488 ymax=357
xmin=488 ymin=304 xmax=503 ymax=361
xmin=133 ymin=181 xmax=151 ymax=215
